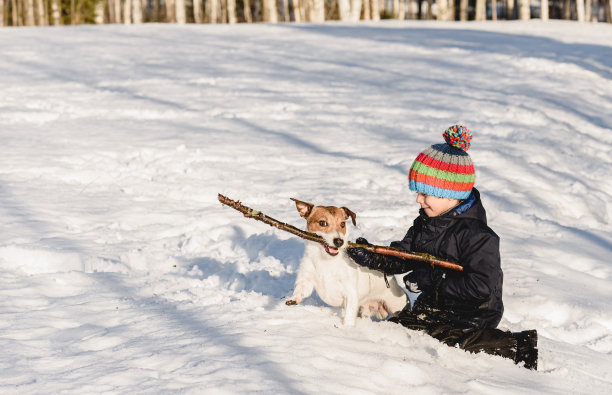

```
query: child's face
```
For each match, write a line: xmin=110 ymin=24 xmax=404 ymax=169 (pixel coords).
xmin=416 ymin=193 xmax=461 ymax=217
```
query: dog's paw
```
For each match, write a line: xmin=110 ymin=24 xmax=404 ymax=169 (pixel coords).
xmin=285 ymin=299 xmax=299 ymax=306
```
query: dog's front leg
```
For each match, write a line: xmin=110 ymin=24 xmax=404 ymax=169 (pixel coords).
xmin=342 ymin=291 xmax=359 ymax=326
xmin=286 ymin=259 xmax=315 ymax=306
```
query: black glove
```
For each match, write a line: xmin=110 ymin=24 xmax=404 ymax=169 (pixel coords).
xmin=347 ymin=237 xmax=376 ymax=269
xmin=348 ymin=237 xmax=409 ymax=274
xmin=403 ymin=268 xmax=444 ymax=293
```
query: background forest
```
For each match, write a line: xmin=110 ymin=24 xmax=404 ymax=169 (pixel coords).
xmin=2 ymin=0 xmax=612 ymax=26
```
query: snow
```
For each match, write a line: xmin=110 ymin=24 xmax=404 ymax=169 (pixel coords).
xmin=1 ymin=20 xmax=611 ymax=393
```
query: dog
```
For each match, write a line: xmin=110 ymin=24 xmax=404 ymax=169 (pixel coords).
xmin=286 ymin=198 xmax=407 ymax=326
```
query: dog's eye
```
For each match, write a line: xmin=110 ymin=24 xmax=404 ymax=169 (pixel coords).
xmin=340 ymin=222 xmax=345 ymax=228
xmin=318 ymin=220 xmax=328 ymax=227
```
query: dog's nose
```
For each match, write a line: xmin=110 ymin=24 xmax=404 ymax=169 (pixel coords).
xmin=333 ymin=238 xmax=344 ymax=248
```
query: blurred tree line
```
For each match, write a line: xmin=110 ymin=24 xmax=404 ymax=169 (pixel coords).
xmin=1 ymin=0 xmax=611 ymax=26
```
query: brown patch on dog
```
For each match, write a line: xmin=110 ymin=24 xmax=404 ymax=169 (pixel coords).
xmin=292 ymin=198 xmax=357 ymax=233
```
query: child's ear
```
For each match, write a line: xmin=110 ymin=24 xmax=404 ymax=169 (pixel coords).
xmin=291 ymin=198 xmax=313 ymax=218
xmin=341 ymin=207 xmax=357 ymax=226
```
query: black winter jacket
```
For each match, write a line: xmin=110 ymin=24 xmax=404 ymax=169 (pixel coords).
xmin=378 ymin=188 xmax=504 ymax=329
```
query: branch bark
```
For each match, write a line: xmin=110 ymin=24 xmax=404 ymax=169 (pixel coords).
xmin=218 ymin=194 xmax=463 ymax=272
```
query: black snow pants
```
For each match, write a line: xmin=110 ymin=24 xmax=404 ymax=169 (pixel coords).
xmin=390 ymin=299 xmax=538 ymax=370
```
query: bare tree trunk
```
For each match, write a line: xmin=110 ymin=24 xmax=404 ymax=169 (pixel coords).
xmin=575 ymin=0 xmax=585 ymax=20
xmin=392 ymin=0 xmax=399 ymax=18
xmin=133 ymin=0 xmax=143 ymax=22
xmin=228 ymin=0 xmax=237 ymax=22
xmin=193 ymin=0 xmax=202 ymax=22
xmin=338 ymin=0 xmax=350 ymax=19
xmin=437 ymin=0 xmax=449 ymax=20
xmin=35 ymin=0 xmax=46 ymax=25
xmin=207 ymin=0 xmax=219 ymax=22
xmin=507 ymin=0 xmax=515 ymax=19
xmin=292 ymin=0 xmax=301 ymax=21
xmin=308 ymin=0 xmax=324 ymax=21
xmin=363 ymin=0 xmax=371 ymax=19
xmin=562 ymin=0 xmax=570 ymax=19
xmin=95 ymin=0 xmax=105 ymax=22
xmin=243 ymin=0 xmax=252 ymax=22
xmin=262 ymin=0 xmax=278 ymax=21
xmin=459 ymin=0 xmax=467 ymax=20
xmin=124 ymin=0 xmax=132 ymax=23
xmin=517 ymin=0 xmax=530 ymax=19
xmin=426 ymin=0 xmax=432 ymax=19
xmin=221 ymin=0 xmax=227 ymax=22
xmin=113 ymin=0 xmax=122 ymax=23
xmin=371 ymin=0 xmax=380 ymax=19
xmin=540 ymin=0 xmax=548 ymax=20
xmin=166 ymin=0 xmax=177 ymax=21
xmin=475 ymin=0 xmax=485 ymax=20
xmin=607 ymin=0 xmax=612 ymax=23
xmin=25 ymin=0 xmax=35 ymax=25
xmin=10 ymin=0 xmax=18 ymax=26
xmin=584 ymin=0 xmax=591 ymax=21
xmin=350 ymin=0 xmax=362 ymax=20
xmin=282 ymin=0 xmax=290 ymax=21
xmin=491 ymin=0 xmax=497 ymax=19
xmin=0 ymin=0 xmax=4 ymax=27
xmin=176 ymin=0 xmax=186 ymax=23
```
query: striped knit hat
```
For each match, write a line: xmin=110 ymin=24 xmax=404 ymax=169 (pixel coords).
xmin=408 ymin=125 xmax=475 ymax=200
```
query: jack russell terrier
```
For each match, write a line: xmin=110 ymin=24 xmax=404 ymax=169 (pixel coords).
xmin=286 ymin=198 xmax=407 ymax=326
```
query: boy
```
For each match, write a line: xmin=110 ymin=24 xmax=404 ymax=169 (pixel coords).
xmin=348 ymin=125 xmax=538 ymax=370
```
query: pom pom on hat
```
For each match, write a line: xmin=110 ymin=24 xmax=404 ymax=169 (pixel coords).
xmin=443 ymin=125 xmax=472 ymax=152
xmin=408 ymin=125 xmax=475 ymax=200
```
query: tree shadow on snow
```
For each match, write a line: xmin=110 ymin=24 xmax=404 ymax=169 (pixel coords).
xmin=280 ymin=23 xmax=612 ymax=81
xmin=181 ymin=226 xmax=305 ymax=302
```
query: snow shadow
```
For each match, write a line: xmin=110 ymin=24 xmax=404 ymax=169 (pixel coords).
xmin=182 ymin=227 xmax=304 ymax=301
xmin=282 ymin=24 xmax=612 ymax=80
xmin=231 ymin=117 xmax=411 ymax=176
xmin=0 ymin=181 xmax=304 ymax=392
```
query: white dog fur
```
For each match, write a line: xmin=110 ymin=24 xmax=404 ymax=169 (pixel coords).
xmin=286 ymin=198 xmax=407 ymax=326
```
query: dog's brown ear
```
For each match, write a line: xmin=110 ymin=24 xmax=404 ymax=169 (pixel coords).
xmin=291 ymin=198 xmax=314 ymax=218
xmin=341 ymin=207 xmax=357 ymax=226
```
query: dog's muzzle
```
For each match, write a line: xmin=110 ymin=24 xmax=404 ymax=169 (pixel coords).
xmin=322 ymin=238 xmax=344 ymax=256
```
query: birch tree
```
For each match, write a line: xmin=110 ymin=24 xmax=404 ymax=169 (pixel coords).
xmin=95 ymin=0 xmax=105 ymax=23
xmin=540 ymin=0 xmax=548 ymax=20
xmin=124 ymin=0 xmax=133 ymax=23
xmin=372 ymin=0 xmax=380 ymax=20
xmin=207 ymin=0 xmax=219 ymax=22
xmin=475 ymin=0 xmax=486 ymax=20
xmin=491 ymin=0 xmax=497 ymax=19
xmin=363 ymin=0 xmax=371 ymax=19
xmin=243 ymin=0 xmax=252 ymax=22
xmin=0 ymin=0 xmax=4 ymax=27
xmin=134 ymin=0 xmax=144 ymax=22
xmin=507 ymin=0 xmax=515 ymax=19
xmin=176 ymin=0 xmax=186 ymax=23
xmin=308 ymin=0 xmax=325 ymax=21
xmin=227 ymin=0 xmax=237 ymax=23
xmin=262 ymin=0 xmax=278 ymax=22
xmin=35 ymin=0 xmax=46 ymax=25
xmin=517 ymin=0 xmax=530 ymax=19
xmin=576 ymin=0 xmax=585 ymax=21
xmin=459 ymin=0 xmax=468 ymax=20
xmin=25 ymin=0 xmax=35 ymax=25
xmin=166 ymin=0 xmax=177 ymax=22
xmin=585 ymin=0 xmax=591 ymax=22
xmin=437 ymin=0 xmax=450 ymax=20
xmin=193 ymin=0 xmax=202 ymax=22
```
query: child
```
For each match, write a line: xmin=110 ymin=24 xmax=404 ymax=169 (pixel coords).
xmin=348 ymin=125 xmax=538 ymax=370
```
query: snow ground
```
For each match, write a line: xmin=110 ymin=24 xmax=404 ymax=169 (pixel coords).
xmin=0 ymin=20 xmax=611 ymax=394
